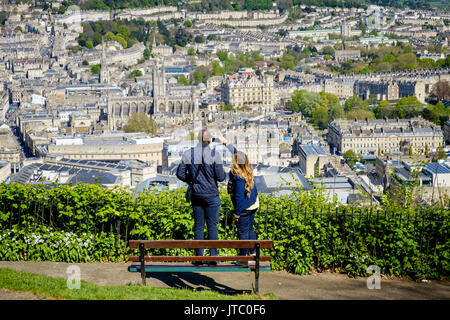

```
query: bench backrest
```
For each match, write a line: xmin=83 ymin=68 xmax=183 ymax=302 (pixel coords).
xmin=129 ymin=240 xmax=273 ymax=249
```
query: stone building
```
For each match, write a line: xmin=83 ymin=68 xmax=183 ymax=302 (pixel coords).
xmin=335 ymin=50 xmax=361 ymax=63
xmin=0 ymin=161 xmax=10 ymax=182
xmin=340 ymin=22 xmax=352 ymax=38
xmin=151 ymin=35 xmax=172 ymax=58
xmin=323 ymin=78 xmax=355 ymax=100
xmin=298 ymin=144 xmax=332 ymax=178
xmin=354 ymin=80 xmax=433 ymax=103
xmin=0 ymin=123 xmax=21 ymax=173
xmin=107 ymin=60 xmax=199 ymax=131
xmin=328 ymin=118 xmax=444 ymax=156
xmin=444 ymin=120 xmax=450 ymax=145
xmin=221 ymin=69 xmax=275 ymax=112
xmin=47 ymin=134 xmax=167 ymax=169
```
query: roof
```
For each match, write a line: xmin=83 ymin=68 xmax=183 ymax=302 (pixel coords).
xmin=134 ymin=176 xmax=186 ymax=197
xmin=68 ymin=171 xmax=119 ymax=185
xmin=254 ymin=172 xmax=313 ymax=195
xmin=424 ymin=163 xmax=450 ymax=175
xmin=300 ymin=145 xmax=328 ymax=155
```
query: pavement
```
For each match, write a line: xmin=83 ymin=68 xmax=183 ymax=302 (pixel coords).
xmin=0 ymin=261 xmax=449 ymax=300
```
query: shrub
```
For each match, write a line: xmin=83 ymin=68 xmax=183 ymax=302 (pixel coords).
xmin=0 ymin=182 xmax=448 ymax=280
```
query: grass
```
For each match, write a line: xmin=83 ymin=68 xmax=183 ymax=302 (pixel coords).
xmin=0 ymin=268 xmax=267 ymax=300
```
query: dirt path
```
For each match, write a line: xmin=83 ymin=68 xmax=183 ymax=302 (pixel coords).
xmin=0 ymin=288 xmax=42 ymax=300
xmin=0 ymin=261 xmax=448 ymax=300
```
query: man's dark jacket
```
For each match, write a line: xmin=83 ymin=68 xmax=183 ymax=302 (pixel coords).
xmin=176 ymin=143 xmax=226 ymax=198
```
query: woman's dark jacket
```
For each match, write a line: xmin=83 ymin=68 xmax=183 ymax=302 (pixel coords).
xmin=226 ymin=143 xmax=258 ymax=216
xmin=228 ymin=172 xmax=258 ymax=216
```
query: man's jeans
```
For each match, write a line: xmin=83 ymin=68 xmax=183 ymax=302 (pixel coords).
xmin=236 ymin=210 xmax=257 ymax=256
xmin=191 ymin=195 xmax=221 ymax=256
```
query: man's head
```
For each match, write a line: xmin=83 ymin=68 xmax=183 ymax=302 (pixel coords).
xmin=198 ymin=129 xmax=212 ymax=144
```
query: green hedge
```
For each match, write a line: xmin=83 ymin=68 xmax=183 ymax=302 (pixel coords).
xmin=0 ymin=182 xmax=448 ymax=281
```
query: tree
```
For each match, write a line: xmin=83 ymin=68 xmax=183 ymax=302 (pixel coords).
xmin=329 ymin=104 xmax=345 ymax=121
xmin=187 ymin=47 xmax=196 ymax=56
xmin=321 ymin=45 xmax=335 ymax=56
xmin=85 ymin=39 xmax=93 ymax=49
xmin=395 ymin=53 xmax=418 ymax=70
xmin=344 ymin=149 xmax=358 ymax=167
xmin=344 ymin=95 xmax=366 ymax=111
xmin=312 ymin=106 xmax=329 ymax=129
xmin=346 ymin=109 xmax=375 ymax=120
xmin=374 ymin=100 xmax=395 ymax=119
xmin=437 ymin=146 xmax=447 ymax=160
xmin=116 ymin=25 xmax=131 ymax=40
xmin=216 ymin=51 xmax=228 ymax=62
xmin=429 ymin=80 xmax=450 ymax=102
xmin=177 ymin=75 xmax=190 ymax=86
xmin=395 ymin=96 xmax=423 ymax=118
xmin=184 ymin=20 xmax=192 ymax=28
xmin=279 ymin=53 xmax=297 ymax=71
xmin=194 ymin=35 xmax=204 ymax=43
xmin=113 ymin=35 xmax=127 ymax=49
xmin=175 ymin=27 xmax=192 ymax=47
xmin=219 ymin=103 xmax=234 ymax=111
xmin=123 ymin=112 xmax=157 ymax=134
xmin=91 ymin=64 xmax=100 ymax=74
xmin=211 ymin=61 xmax=224 ymax=76
xmin=193 ymin=66 xmax=211 ymax=84
xmin=129 ymin=70 xmax=143 ymax=79
xmin=193 ymin=70 xmax=203 ymax=84
xmin=143 ymin=48 xmax=150 ymax=60
xmin=374 ymin=62 xmax=393 ymax=73
xmin=289 ymin=90 xmax=321 ymax=116
xmin=105 ymin=31 xmax=115 ymax=42
xmin=82 ymin=60 xmax=89 ymax=66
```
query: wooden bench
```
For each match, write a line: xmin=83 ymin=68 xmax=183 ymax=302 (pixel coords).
xmin=127 ymin=240 xmax=273 ymax=294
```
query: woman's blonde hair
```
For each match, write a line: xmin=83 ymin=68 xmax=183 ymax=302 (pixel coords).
xmin=230 ymin=151 xmax=254 ymax=197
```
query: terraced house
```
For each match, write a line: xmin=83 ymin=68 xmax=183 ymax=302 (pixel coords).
xmin=328 ymin=118 xmax=444 ymax=155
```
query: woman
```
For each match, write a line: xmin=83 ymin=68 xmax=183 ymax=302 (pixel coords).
xmin=220 ymin=138 xmax=259 ymax=257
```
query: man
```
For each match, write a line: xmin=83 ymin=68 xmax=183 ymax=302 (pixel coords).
xmin=176 ymin=129 xmax=226 ymax=265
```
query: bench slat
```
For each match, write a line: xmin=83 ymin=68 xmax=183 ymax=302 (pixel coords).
xmin=128 ymin=255 xmax=271 ymax=262
xmin=128 ymin=263 xmax=271 ymax=273
xmin=129 ymin=240 xmax=273 ymax=249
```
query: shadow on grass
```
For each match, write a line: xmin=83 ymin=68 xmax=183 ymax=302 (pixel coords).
xmin=147 ymin=272 xmax=252 ymax=296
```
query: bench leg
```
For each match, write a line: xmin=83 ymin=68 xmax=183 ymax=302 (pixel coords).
xmin=254 ymin=243 xmax=260 ymax=295
xmin=139 ymin=243 xmax=146 ymax=286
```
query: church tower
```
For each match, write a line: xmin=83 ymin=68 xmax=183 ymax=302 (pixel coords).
xmin=100 ymin=39 xmax=109 ymax=84
xmin=152 ymin=59 xmax=167 ymax=113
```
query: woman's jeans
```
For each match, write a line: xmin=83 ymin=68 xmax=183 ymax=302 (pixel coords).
xmin=236 ymin=209 xmax=257 ymax=256
xmin=191 ymin=195 xmax=221 ymax=256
